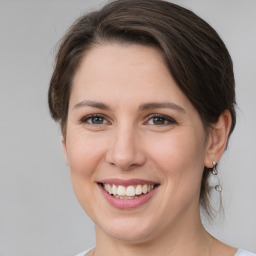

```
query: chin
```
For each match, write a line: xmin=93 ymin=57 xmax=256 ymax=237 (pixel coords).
xmin=102 ymin=225 xmax=153 ymax=244
xmin=97 ymin=217 xmax=159 ymax=243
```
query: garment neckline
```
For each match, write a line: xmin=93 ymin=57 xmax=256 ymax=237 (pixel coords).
xmin=82 ymin=248 xmax=249 ymax=256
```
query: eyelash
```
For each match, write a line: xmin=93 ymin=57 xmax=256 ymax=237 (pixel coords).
xmin=79 ymin=113 xmax=177 ymax=127
xmin=80 ymin=114 xmax=109 ymax=125
xmin=146 ymin=114 xmax=177 ymax=126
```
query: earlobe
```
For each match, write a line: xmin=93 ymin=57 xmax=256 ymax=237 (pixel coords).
xmin=62 ymin=137 xmax=69 ymax=166
xmin=204 ymin=110 xmax=232 ymax=168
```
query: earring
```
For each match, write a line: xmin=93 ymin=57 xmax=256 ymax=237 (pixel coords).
xmin=212 ymin=161 xmax=218 ymax=175
xmin=209 ymin=161 xmax=222 ymax=192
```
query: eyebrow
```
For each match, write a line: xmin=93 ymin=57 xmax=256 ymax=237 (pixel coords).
xmin=72 ymin=100 xmax=110 ymax=111
xmin=139 ymin=102 xmax=186 ymax=113
xmin=72 ymin=100 xmax=185 ymax=113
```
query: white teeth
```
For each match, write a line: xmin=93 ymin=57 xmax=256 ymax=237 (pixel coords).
xmin=108 ymin=184 xmax=112 ymax=194
xmin=126 ymin=186 xmax=136 ymax=196
xmin=104 ymin=184 xmax=112 ymax=194
xmin=113 ymin=195 xmax=139 ymax=200
xmin=142 ymin=184 xmax=148 ymax=194
xmin=117 ymin=185 xmax=126 ymax=196
xmin=112 ymin=184 xmax=117 ymax=194
xmin=103 ymin=183 xmax=155 ymax=198
xmin=135 ymin=185 xmax=142 ymax=195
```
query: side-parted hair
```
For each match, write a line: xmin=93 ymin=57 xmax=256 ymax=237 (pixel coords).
xmin=48 ymin=0 xmax=236 ymax=217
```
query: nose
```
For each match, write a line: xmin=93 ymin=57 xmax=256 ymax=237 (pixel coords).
xmin=105 ymin=125 xmax=146 ymax=171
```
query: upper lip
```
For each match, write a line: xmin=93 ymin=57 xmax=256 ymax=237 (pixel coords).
xmin=99 ymin=178 xmax=159 ymax=186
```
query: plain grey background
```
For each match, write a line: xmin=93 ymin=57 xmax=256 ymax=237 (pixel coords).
xmin=0 ymin=0 xmax=256 ymax=255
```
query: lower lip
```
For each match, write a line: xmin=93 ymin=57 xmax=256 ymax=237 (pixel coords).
xmin=98 ymin=184 xmax=158 ymax=209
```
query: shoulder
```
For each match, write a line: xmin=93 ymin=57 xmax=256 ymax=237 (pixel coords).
xmin=74 ymin=248 xmax=94 ymax=256
xmin=235 ymin=249 xmax=256 ymax=256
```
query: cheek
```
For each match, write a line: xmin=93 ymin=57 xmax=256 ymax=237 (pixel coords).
xmin=66 ymin=131 xmax=106 ymax=177
xmin=145 ymin=130 xmax=207 ymax=218
xmin=65 ymin=131 xmax=107 ymax=217
xmin=147 ymin=129 xmax=206 ymax=187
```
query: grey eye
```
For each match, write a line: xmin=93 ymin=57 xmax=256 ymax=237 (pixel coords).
xmin=91 ymin=116 xmax=104 ymax=124
xmin=152 ymin=116 xmax=166 ymax=125
xmin=81 ymin=114 xmax=108 ymax=125
xmin=147 ymin=114 xmax=176 ymax=126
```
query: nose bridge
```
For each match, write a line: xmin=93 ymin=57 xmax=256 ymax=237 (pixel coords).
xmin=106 ymin=121 xmax=146 ymax=170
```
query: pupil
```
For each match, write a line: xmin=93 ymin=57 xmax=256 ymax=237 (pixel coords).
xmin=153 ymin=117 xmax=164 ymax=125
xmin=92 ymin=117 xmax=103 ymax=124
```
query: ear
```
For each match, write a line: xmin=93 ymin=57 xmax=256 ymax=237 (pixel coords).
xmin=62 ymin=137 xmax=69 ymax=166
xmin=204 ymin=110 xmax=232 ymax=168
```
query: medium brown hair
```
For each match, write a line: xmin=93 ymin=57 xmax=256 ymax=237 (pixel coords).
xmin=48 ymin=0 xmax=236 ymax=216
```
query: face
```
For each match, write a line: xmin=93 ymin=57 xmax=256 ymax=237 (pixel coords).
xmin=63 ymin=44 xmax=212 ymax=244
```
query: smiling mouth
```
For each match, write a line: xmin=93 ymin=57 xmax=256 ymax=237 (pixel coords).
xmin=99 ymin=183 xmax=158 ymax=200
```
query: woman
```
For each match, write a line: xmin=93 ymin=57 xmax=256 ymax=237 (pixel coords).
xmin=48 ymin=0 xmax=255 ymax=255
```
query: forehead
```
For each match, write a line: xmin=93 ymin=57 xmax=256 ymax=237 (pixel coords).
xmin=73 ymin=43 xmax=166 ymax=84
xmin=70 ymin=43 xmax=189 ymax=106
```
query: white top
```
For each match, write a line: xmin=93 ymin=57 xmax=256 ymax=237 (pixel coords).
xmin=75 ymin=248 xmax=93 ymax=256
xmin=75 ymin=248 xmax=256 ymax=256
xmin=235 ymin=249 xmax=256 ymax=256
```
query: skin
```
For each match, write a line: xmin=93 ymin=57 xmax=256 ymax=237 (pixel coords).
xmin=62 ymin=44 xmax=235 ymax=256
